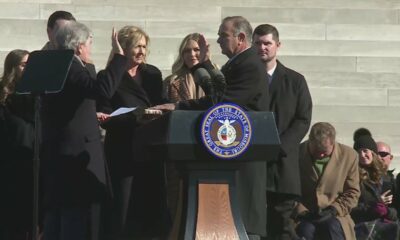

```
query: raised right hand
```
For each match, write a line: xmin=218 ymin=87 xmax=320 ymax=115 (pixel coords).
xmin=198 ymin=34 xmax=210 ymax=63
xmin=111 ymin=27 xmax=124 ymax=56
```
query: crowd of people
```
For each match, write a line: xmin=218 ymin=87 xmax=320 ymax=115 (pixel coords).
xmin=0 ymin=9 xmax=399 ymax=240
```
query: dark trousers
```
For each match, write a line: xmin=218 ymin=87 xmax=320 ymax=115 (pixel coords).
xmin=43 ymin=203 xmax=103 ymax=240
xmin=110 ymin=176 xmax=134 ymax=235
xmin=267 ymin=192 xmax=298 ymax=240
xmin=43 ymin=207 xmax=89 ymax=240
xmin=296 ymin=217 xmax=345 ymax=240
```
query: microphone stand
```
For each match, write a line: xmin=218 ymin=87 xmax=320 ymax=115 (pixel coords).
xmin=32 ymin=93 xmax=41 ymax=240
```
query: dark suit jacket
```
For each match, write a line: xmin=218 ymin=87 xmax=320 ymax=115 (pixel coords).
xmin=40 ymin=54 xmax=127 ymax=208
xmin=267 ymin=60 xmax=312 ymax=196
xmin=179 ymin=47 xmax=270 ymax=236
xmin=97 ymin=63 xmax=163 ymax=177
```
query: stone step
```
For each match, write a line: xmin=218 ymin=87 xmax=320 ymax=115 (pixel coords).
xmin=279 ymin=56 xmax=400 ymax=74
xmin=309 ymin=87 xmax=387 ymax=107
xmin=327 ymin=24 xmax=400 ymax=41
xmin=303 ymin=72 xmax=400 ymax=88
xmin=280 ymin=40 xmax=400 ymax=57
xmin=312 ymin=105 xmax=400 ymax=123
xmin=70 ymin=0 xmax=397 ymax=9
xmin=357 ymin=57 xmax=400 ymax=73
xmin=40 ymin=3 xmax=221 ymax=22
xmin=278 ymin=56 xmax=357 ymax=73
xmin=92 ymin=38 xmax=400 ymax=59
xmin=2 ymin=2 xmax=396 ymax=23
xmin=223 ymin=7 xmax=398 ymax=24
xmin=0 ymin=3 xmax=39 ymax=19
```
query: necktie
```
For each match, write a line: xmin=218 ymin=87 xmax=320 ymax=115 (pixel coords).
xmin=267 ymin=74 xmax=273 ymax=85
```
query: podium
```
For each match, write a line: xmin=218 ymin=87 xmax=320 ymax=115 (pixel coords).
xmin=135 ymin=110 xmax=280 ymax=240
xmin=16 ymin=50 xmax=74 ymax=240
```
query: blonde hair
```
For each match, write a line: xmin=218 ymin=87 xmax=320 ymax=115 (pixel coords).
xmin=108 ymin=25 xmax=149 ymax=64
xmin=171 ymin=33 xmax=201 ymax=77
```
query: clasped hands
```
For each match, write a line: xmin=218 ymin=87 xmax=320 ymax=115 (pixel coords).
xmin=296 ymin=206 xmax=337 ymax=224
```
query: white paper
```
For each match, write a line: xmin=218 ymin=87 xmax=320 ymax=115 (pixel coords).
xmin=109 ymin=107 xmax=137 ymax=117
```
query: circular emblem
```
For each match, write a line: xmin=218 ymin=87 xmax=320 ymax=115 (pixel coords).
xmin=201 ymin=103 xmax=252 ymax=159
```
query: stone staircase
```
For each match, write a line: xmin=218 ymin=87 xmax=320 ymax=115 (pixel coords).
xmin=1 ymin=0 xmax=400 ymax=170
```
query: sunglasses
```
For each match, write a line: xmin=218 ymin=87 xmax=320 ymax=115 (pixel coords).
xmin=378 ymin=151 xmax=391 ymax=158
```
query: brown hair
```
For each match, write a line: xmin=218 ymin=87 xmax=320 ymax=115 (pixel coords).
xmin=359 ymin=151 xmax=386 ymax=184
xmin=0 ymin=49 xmax=29 ymax=105
xmin=308 ymin=122 xmax=336 ymax=151
xmin=253 ymin=24 xmax=280 ymax=42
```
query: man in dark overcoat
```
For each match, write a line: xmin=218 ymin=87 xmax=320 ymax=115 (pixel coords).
xmin=253 ymin=24 xmax=313 ymax=239
xmin=153 ymin=16 xmax=269 ymax=238
xmin=40 ymin=22 xmax=127 ymax=239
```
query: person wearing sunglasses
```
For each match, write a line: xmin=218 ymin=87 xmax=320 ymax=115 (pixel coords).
xmin=377 ymin=141 xmax=394 ymax=171
xmin=377 ymin=141 xmax=399 ymax=217
xmin=351 ymin=135 xmax=399 ymax=239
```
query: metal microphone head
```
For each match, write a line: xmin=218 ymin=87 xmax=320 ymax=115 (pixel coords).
xmin=194 ymin=68 xmax=213 ymax=95
xmin=210 ymin=68 xmax=226 ymax=94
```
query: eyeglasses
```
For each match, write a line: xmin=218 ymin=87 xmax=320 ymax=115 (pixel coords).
xmin=378 ymin=151 xmax=391 ymax=158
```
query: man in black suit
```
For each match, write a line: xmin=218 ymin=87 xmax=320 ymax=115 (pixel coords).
xmin=153 ymin=16 xmax=269 ymax=238
xmin=40 ymin=22 xmax=127 ymax=240
xmin=43 ymin=10 xmax=76 ymax=50
xmin=43 ymin=11 xmax=98 ymax=79
xmin=253 ymin=24 xmax=313 ymax=239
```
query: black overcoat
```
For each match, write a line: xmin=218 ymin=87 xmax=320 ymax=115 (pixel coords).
xmin=267 ymin=60 xmax=312 ymax=196
xmin=40 ymin=54 xmax=127 ymax=207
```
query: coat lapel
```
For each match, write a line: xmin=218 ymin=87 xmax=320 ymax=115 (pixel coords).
xmin=302 ymin=142 xmax=319 ymax=182
xmin=269 ymin=61 xmax=287 ymax=93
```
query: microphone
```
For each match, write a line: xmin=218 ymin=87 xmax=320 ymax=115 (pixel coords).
xmin=210 ymin=69 xmax=226 ymax=103
xmin=194 ymin=68 xmax=214 ymax=97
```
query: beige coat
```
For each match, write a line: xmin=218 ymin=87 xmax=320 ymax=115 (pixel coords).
xmin=163 ymin=72 xmax=205 ymax=102
xmin=295 ymin=141 xmax=360 ymax=239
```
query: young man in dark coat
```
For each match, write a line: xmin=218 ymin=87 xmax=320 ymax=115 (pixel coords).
xmin=253 ymin=24 xmax=313 ymax=239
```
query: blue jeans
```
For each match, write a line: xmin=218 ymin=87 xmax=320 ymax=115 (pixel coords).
xmin=296 ymin=216 xmax=344 ymax=240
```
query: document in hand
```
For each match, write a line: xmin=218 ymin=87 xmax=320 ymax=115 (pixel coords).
xmin=110 ymin=107 xmax=137 ymax=117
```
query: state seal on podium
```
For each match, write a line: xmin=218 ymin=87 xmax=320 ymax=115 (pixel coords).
xmin=201 ymin=103 xmax=252 ymax=159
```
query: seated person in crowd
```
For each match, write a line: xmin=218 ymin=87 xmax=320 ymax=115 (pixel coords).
xmin=294 ymin=122 xmax=360 ymax=240
xmin=351 ymin=134 xmax=399 ymax=240
xmin=376 ymin=141 xmax=399 ymax=214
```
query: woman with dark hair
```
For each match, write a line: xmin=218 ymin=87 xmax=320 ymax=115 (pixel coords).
xmin=97 ymin=25 xmax=167 ymax=239
xmin=351 ymin=134 xmax=399 ymax=239
xmin=0 ymin=49 xmax=29 ymax=104
xmin=0 ymin=49 xmax=34 ymax=239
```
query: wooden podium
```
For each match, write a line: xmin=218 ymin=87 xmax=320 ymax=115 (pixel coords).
xmin=135 ymin=110 xmax=280 ymax=240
